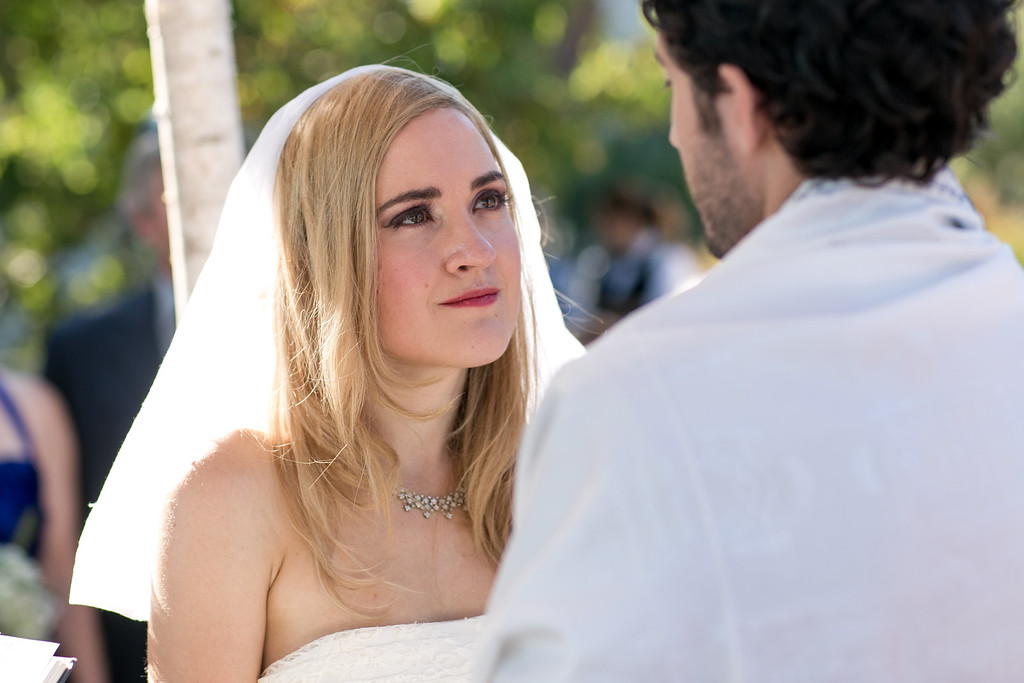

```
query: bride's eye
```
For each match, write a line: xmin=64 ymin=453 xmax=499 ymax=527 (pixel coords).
xmin=474 ymin=190 xmax=509 ymax=211
xmin=389 ymin=206 xmax=431 ymax=228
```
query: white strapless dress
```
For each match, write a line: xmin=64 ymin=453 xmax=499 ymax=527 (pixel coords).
xmin=258 ymin=616 xmax=485 ymax=682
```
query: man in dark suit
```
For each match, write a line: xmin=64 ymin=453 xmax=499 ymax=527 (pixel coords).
xmin=45 ymin=127 xmax=173 ymax=682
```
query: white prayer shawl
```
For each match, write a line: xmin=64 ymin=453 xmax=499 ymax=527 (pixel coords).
xmin=477 ymin=169 xmax=1024 ymax=682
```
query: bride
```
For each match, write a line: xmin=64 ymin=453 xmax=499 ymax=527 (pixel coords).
xmin=70 ymin=65 xmax=582 ymax=681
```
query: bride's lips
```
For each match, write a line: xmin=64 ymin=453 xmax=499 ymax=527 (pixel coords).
xmin=441 ymin=287 xmax=500 ymax=307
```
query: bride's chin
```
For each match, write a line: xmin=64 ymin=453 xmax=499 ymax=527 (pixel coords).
xmin=465 ymin=338 xmax=515 ymax=370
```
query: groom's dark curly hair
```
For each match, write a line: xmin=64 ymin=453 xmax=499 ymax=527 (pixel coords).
xmin=643 ymin=0 xmax=1018 ymax=182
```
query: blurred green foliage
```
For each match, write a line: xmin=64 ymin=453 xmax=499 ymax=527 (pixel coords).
xmin=955 ymin=11 xmax=1024 ymax=203
xmin=3 ymin=0 xmax=1023 ymax=370
xmin=950 ymin=8 xmax=1024 ymax=263
xmin=1 ymin=0 xmax=689 ymax=369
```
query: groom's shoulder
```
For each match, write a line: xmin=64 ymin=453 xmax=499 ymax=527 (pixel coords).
xmin=580 ymin=294 xmax=697 ymax=368
xmin=547 ymin=300 xmax=692 ymax=405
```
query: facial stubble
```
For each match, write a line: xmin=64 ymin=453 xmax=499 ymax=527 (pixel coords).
xmin=685 ymin=126 xmax=764 ymax=259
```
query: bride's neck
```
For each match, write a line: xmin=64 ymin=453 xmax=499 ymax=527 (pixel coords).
xmin=369 ymin=368 xmax=467 ymax=491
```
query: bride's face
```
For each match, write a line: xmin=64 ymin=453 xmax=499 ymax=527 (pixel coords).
xmin=373 ymin=107 xmax=521 ymax=377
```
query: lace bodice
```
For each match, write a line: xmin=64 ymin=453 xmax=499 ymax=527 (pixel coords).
xmin=258 ymin=616 xmax=485 ymax=682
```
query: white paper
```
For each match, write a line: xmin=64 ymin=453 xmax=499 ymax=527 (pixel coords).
xmin=0 ymin=635 xmax=59 ymax=683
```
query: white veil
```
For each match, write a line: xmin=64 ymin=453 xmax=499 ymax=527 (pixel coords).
xmin=70 ymin=65 xmax=584 ymax=620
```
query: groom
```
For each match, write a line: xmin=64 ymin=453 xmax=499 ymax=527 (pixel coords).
xmin=477 ymin=0 xmax=1024 ymax=680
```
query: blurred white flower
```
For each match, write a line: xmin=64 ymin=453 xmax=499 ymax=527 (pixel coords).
xmin=0 ymin=543 xmax=57 ymax=640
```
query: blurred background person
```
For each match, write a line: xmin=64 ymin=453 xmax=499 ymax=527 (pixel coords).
xmin=43 ymin=125 xmax=170 ymax=682
xmin=0 ymin=366 xmax=107 ymax=681
xmin=566 ymin=181 xmax=704 ymax=343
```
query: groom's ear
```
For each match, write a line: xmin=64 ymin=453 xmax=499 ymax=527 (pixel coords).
xmin=715 ymin=64 xmax=771 ymax=159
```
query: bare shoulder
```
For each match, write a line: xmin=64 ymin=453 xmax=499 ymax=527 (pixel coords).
xmin=151 ymin=428 xmax=288 ymax=679
xmin=165 ymin=428 xmax=286 ymax=539
xmin=176 ymin=428 xmax=278 ymax=494
xmin=0 ymin=368 xmax=71 ymax=432
xmin=0 ymin=368 xmax=75 ymax=469
xmin=159 ymin=428 xmax=293 ymax=585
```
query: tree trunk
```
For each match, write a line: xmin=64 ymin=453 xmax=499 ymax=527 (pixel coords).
xmin=145 ymin=0 xmax=244 ymax=317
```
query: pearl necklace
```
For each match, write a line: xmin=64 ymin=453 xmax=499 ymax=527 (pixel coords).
xmin=395 ymin=485 xmax=466 ymax=519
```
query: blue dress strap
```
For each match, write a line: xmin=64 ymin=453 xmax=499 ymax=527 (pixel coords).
xmin=0 ymin=375 xmax=42 ymax=553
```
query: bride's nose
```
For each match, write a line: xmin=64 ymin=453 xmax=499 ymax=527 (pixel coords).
xmin=444 ymin=213 xmax=497 ymax=273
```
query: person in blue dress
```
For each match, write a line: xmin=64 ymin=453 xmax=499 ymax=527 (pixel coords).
xmin=0 ymin=367 xmax=107 ymax=681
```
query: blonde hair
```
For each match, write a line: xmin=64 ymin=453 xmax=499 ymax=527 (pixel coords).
xmin=271 ymin=66 xmax=534 ymax=609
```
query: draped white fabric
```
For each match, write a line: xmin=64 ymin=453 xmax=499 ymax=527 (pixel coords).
xmin=478 ymin=170 xmax=1024 ymax=681
xmin=70 ymin=66 xmax=583 ymax=620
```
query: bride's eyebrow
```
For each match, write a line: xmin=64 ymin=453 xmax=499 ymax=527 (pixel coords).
xmin=472 ymin=171 xmax=505 ymax=189
xmin=376 ymin=171 xmax=505 ymax=217
xmin=376 ymin=187 xmax=440 ymax=217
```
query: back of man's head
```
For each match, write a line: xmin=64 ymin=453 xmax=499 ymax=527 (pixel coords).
xmin=643 ymin=0 xmax=1018 ymax=182
xmin=117 ymin=126 xmax=162 ymax=221
xmin=117 ymin=125 xmax=170 ymax=273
